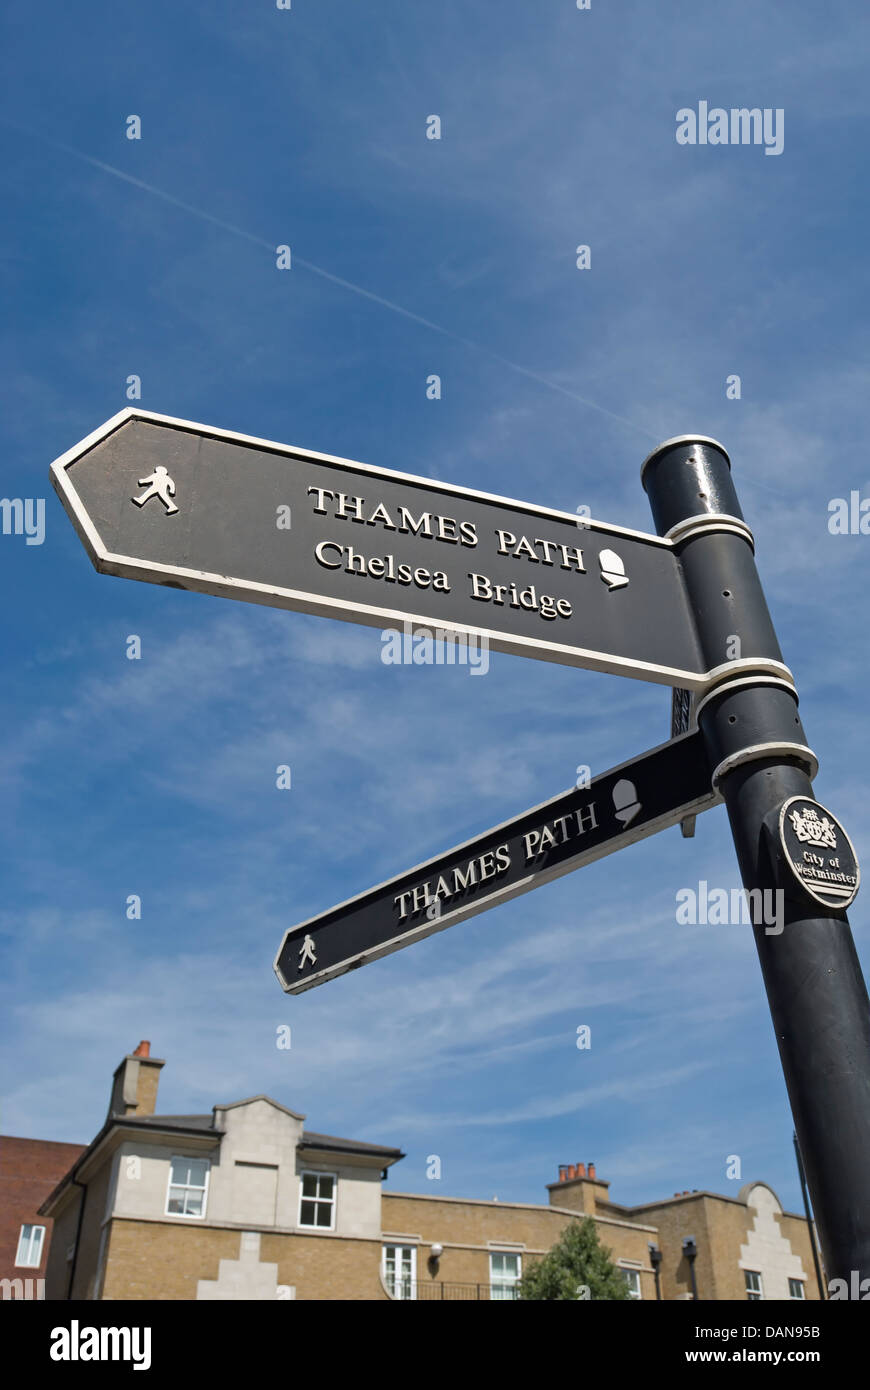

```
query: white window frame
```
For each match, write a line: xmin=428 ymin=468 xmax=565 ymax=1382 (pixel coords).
xmin=15 ymin=1224 xmax=45 ymax=1267
xmin=382 ymin=1244 xmax=417 ymax=1300
xmin=489 ymin=1250 xmax=522 ymax=1300
xmin=788 ymin=1277 xmax=806 ymax=1300
xmin=164 ymin=1155 xmax=210 ymax=1219
xmin=619 ymin=1266 xmax=643 ymax=1299
xmin=744 ymin=1269 xmax=763 ymax=1300
xmin=298 ymin=1170 xmax=337 ymax=1231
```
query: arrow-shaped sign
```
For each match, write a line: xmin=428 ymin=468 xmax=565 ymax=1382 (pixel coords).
xmin=274 ymin=729 xmax=720 ymax=994
xmin=50 ymin=408 xmax=715 ymax=688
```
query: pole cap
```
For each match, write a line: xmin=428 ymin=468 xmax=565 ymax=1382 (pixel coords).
xmin=640 ymin=435 xmax=730 ymax=490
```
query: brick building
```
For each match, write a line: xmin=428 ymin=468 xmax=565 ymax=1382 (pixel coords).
xmin=1 ymin=1134 xmax=85 ymax=1299
xmin=38 ymin=1042 xmax=822 ymax=1301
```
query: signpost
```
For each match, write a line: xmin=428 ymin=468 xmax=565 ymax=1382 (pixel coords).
xmin=50 ymin=414 xmax=870 ymax=1292
xmin=275 ymin=730 xmax=721 ymax=993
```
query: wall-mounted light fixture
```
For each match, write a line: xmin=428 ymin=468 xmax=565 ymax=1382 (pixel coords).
xmin=682 ymin=1235 xmax=699 ymax=1300
xmin=648 ymin=1241 xmax=663 ymax=1301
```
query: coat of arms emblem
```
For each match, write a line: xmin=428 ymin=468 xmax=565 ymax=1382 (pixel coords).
xmin=789 ymin=805 xmax=837 ymax=850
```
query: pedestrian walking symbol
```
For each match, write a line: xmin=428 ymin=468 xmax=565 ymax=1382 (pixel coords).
xmin=132 ymin=466 xmax=179 ymax=515
xmin=298 ymin=934 xmax=317 ymax=970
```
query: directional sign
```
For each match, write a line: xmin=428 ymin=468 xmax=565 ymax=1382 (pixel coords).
xmin=50 ymin=409 xmax=713 ymax=688
xmin=274 ymin=730 xmax=720 ymax=994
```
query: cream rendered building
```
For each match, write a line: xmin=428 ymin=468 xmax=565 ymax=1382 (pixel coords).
xmin=40 ymin=1043 xmax=821 ymax=1301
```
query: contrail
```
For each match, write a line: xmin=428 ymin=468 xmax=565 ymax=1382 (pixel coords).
xmin=3 ymin=118 xmax=654 ymax=439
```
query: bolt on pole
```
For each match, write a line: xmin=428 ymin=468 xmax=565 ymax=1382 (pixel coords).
xmin=642 ymin=435 xmax=870 ymax=1290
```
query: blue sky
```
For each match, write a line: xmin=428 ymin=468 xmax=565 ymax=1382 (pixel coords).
xmin=2 ymin=1 xmax=869 ymax=1218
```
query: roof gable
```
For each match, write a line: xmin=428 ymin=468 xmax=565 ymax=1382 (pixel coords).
xmin=212 ymin=1095 xmax=306 ymax=1121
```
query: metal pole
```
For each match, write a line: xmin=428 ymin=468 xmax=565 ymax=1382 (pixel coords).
xmin=793 ymin=1130 xmax=826 ymax=1299
xmin=642 ymin=436 xmax=870 ymax=1289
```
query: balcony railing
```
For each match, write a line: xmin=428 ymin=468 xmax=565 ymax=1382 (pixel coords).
xmin=385 ymin=1280 xmax=520 ymax=1301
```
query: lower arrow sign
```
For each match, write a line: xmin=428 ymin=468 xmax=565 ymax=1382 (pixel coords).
xmin=274 ymin=729 xmax=720 ymax=994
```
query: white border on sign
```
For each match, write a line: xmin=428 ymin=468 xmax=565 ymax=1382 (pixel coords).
xmin=273 ymin=729 xmax=723 ymax=994
xmin=48 ymin=408 xmax=760 ymax=692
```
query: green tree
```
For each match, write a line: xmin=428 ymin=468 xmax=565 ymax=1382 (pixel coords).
xmin=518 ymin=1217 xmax=632 ymax=1300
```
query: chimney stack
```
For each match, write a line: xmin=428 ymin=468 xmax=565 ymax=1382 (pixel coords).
xmin=548 ymin=1158 xmax=609 ymax=1215
xmin=108 ymin=1041 xmax=165 ymax=1119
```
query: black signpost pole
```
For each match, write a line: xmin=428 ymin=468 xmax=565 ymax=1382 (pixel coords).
xmin=642 ymin=435 xmax=870 ymax=1291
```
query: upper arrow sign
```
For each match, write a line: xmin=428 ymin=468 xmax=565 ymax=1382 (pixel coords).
xmin=51 ymin=408 xmax=710 ymax=687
